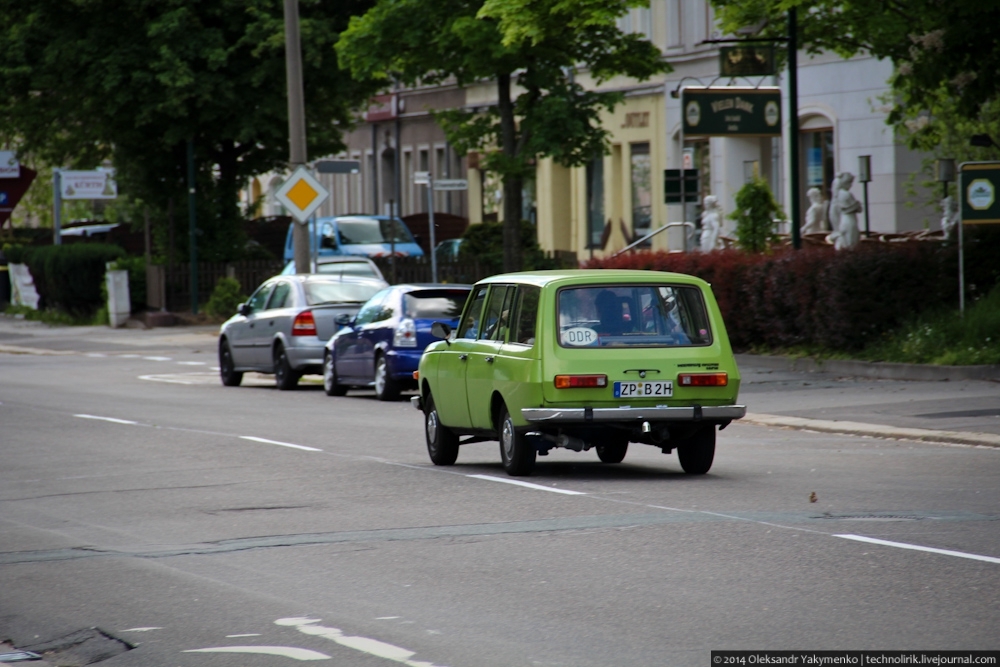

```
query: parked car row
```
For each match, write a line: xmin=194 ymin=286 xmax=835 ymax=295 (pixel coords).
xmin=219 ymin=268 xmax=745 ymax=477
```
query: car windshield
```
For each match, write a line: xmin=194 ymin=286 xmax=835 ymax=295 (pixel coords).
xmin=403 ymin=290 xmax=469 ymax=319
xmin=336 ymin=217 xmax=413 ymax=245
xmin=557 ymin=285 xmax=712 ymax=348
xmin=304 ymin=280 xmax=383 ymax=305
xmin=316 ymin=261 xmax=379 ymax=279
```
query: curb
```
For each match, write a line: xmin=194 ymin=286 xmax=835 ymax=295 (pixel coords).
xmin=744 ymin=412 xmax=1000 ymax=449
xmin=736 ymin=354 xmax=1000 ymax=382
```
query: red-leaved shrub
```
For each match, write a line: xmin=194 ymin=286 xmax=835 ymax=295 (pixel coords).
xmin=586 ymin=243 xmax=956 ymax=352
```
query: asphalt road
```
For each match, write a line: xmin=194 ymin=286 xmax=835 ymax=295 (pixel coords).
xmin=1 ymin=318 xmax=998 ymax=666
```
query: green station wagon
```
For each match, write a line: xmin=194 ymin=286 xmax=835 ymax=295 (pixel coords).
xmin=412 ymin=269 xmax=745 ymax=476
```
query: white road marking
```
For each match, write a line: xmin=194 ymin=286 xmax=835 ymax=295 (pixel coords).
xmin=74 ymin=414 xmax=139 ymax=425
xmin=376 ymin=617 xmax=401 ymax=620
xmin=120 ymin=354 xmax=141 ymax=358
xmin=275 ymin=618 xmax=445 ymax=667
xmin=240 ymin=436 xmax=322 ymax=452
xmin=138 ymin=372 xmax=214 ymax=385
xmin=467 ymin=474 xmax=585 ymax=495
xmin=122 ymin=627 xmax=162 ymax=632
xmin=183 ymin=646 xmax=330 ymax=660
xmin=836 ymin=534 xmax=1000 ymax=565
xmin=226 ymin=634 xmax=261 ymax=638
xmin=143 ymin=356 xmax=172 ymax=361
xmin=86 ymin=353 xmax=107 ymax=357
xmin=176 ymin=361 xmax=206 ymax=365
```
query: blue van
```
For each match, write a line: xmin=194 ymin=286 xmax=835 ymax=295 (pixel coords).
xmin=283 ymin=215 xmax=425 ymax=262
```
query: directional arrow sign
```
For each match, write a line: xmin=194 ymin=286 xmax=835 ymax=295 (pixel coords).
xmin=275 ymin=166 xmax=329 ymax=223
xmin=434 ymin=179 xmax=468 ymax=191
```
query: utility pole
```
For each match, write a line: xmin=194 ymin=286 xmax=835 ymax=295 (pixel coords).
xmin=788 ymin=8 xmax=802 ymax=249
xmin=284 ymin=0 xmax=310 ymax=274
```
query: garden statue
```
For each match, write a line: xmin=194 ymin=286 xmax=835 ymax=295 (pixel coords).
xmin=940 ymin=195 xmax=959 ymax=238
xmin=829 ymin=172 xmax=862 ymax=250
xmin=699 ymin=195 xmax=722 ymax=252
xmin=802 ymin=187 xmax=827 ymax=234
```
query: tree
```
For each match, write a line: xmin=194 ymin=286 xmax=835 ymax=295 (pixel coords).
xmin=730 ymin=176 xmax=785 ymax=253
xmin=709 ymin=1 xmax=1000 ymax=137
xmin=337 ymin=0 xmax=669 ymax=272
xmin=0 ymin=0 xmax=378 ymax=260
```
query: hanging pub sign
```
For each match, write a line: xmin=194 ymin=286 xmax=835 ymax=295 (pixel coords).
xmin=682 ymin=87 xmax=782 ymax=137
xmin=719 ymin=46 xmax=776 ymax=77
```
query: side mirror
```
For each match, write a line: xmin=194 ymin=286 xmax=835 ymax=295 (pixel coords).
xmin=431 ymin=321 xmax=452 ymax=341
xmin=335 ymin=313 xmax=353 ymax=326
xmin=238 ymin=303 xmax=251 ymax=316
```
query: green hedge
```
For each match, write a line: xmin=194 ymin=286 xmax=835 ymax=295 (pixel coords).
xmin=19 ymin=243 xmax=126 ymax=315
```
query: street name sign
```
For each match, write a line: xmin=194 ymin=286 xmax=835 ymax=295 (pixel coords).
xmin=682 ymin=87 xmax=781 ymax=137
xmin=60 ymin=169 xmax=117 ymax=199
xmin=434 ymin=179 xmax=468 ymax=191
xmin=275 ymin=166 xmax=329 ymax=223
xmin=413 ymin=171 xmax=430 ymax=185
xmin=960 ymin=162 xmax=1000 ymax=224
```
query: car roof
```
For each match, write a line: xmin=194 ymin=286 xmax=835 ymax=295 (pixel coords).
xmin=473 ymin=269 xmax=710 ymax=289
xmin=282 ymin=274 xmax=388 ymax=286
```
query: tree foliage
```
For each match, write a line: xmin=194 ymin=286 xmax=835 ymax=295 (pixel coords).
xmin=709 ymin=1 xmax=1000 ymax=135
xmin=337 ymin=0 xmax=669 ymax=272
xmin=730 ymin=177 xmax=785 ymax=253
xmin=0 ymin=0 xmax=378 ymax=260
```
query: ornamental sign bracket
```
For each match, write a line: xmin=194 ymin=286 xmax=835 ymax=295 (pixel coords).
xmin=275 ymin=166 xmax=329 ymax=223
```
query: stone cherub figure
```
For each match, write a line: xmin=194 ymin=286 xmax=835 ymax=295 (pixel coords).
xmin=940 ymin=195 xmax=959 ymax=239
xmin=802 ymin=187 xmax=827 ymax=234
xmin=699 ymin=195 xmax=722 ymax=252
xmin=828 ymin=172 xmax=863 ymax=250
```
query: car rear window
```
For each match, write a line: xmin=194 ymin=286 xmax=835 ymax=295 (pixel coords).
xmin=304 ymin=280 xmax=383 ymax=305
xmin=317 ymin=262 xmax=380 ymax=279
xmin=557 ymin=285 xmax=712 ymax=348
xmin=404 ymin=290 xmax=469 ymax=319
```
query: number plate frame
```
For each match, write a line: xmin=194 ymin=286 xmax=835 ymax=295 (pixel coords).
xmin=613 ymin=381 xmax=674 ymax=398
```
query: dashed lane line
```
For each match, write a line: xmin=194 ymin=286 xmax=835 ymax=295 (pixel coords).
xmin=467 ymin=474 xmax=586 ymax=495
xmin=835 ymin=534 xmax=1000 ymax=565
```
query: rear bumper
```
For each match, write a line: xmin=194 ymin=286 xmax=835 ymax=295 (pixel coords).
xmin=521 ymin=404 xmax=746 ymax=423
xmin=285 ymin=338 xmax=327 ymax=371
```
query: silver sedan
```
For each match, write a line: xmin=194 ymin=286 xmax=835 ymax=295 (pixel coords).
xmin=218 ymin=274 xmax=387 ymax=390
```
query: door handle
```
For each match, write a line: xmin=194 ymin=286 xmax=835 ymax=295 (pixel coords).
xmin=485 ymin=356 xmax=494 ymax=363
xmin=459 ymin=354 xmax=468 ymax=361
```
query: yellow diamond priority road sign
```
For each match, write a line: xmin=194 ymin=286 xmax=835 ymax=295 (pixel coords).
xmin=275 ymin=166 xmax=329 ymax=223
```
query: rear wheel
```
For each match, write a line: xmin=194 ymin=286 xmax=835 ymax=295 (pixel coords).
xmin=219 ymin=341 xmax=243 ymax=387
xmin=595 ymin=436 xmax=629 ymax=464
xmin=424 ymin=393 xmax=459 ymax=465
xmin=273 ymin=343 xmax=300 ymax=391
xmin=500 ymin=407 xmax=535 ymax=476
xmin=323 ymin=351 xmax=347 ymax=396
xmin=677 ymin=425 xmax=716 ymax=475
xmin=374 ymin=354 xmax=401 ymax=401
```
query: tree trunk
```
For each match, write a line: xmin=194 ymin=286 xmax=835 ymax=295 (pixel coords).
xmin=496 ymin=73 xmax=522 ymax=273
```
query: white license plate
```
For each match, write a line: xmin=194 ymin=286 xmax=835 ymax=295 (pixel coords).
xmin=613 ymin=381 xmax=673 ymax=398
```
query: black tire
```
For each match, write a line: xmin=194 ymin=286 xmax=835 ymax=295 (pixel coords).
xmin=424 ymin=393 xmax=459 ymax=466
xmin=323 ymin=351 xmax=347 ymax=397
xmin=273 ymin=343 xmax=300 ymax=391
xmin=595 ymin=437 xmax=628 ymax=464
xmin=219 ymin=340 xmax=243 ymax=387
xmin=374 ymin=354 xmax=401 ymax=401
xmin=499 ymin=407 xmax=535 ymax=476
xmin=677 ymin=425 xmax=716 ymax=475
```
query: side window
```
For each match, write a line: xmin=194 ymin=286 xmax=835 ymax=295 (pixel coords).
xmin=512 ymin=285 xmax=540 ymax=346
xmin=246 ymin=282 xmax=275 ymax=313
xmin=267 ymin=282 xmax=292 ymax=309
xmin=373 ymin=292 xmax=397 ymax=323
xmin=479 ymin=285 xmax=512 ymax=341
xmin=354 ymin=290 xmax=389 ymax=326
xmin=456 ymin=286 xmax=488 ymax=339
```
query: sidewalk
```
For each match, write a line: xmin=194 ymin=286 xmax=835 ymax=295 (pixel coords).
xmin=2 ymin=314 xmax=998 ymax=448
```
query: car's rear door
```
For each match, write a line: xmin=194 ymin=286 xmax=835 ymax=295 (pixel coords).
xmin=229 ymin=281 xmax=275 ymax=369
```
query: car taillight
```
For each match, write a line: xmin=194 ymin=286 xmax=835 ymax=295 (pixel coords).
xmin=554 ymin=374 xmax=608 ymax=389
xmin=394 ymin=318 xmax=417 ymax=347
xmin=292 ymin=310 xmax=317 ymax=336
xmin=677 ymin=372 xmax=728 ymax=387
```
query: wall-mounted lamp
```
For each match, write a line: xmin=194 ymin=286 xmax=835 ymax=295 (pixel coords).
xmin=936 ymin=158 xmax=956 ymax=198
xmin=858 ymin=155 xmax=871 ymax=236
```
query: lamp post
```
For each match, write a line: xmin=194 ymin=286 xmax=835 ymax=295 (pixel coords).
xmin=936 ymin=158 xmax=959 ymax=313
xmin=858 ymin=155 xmax=871 ymax=237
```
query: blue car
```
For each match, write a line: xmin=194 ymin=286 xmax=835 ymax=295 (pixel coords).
xmin=283 ymin=215 xmax=424 ymax=262
xmin=323 ymin=284 xmax=471 ymax=401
